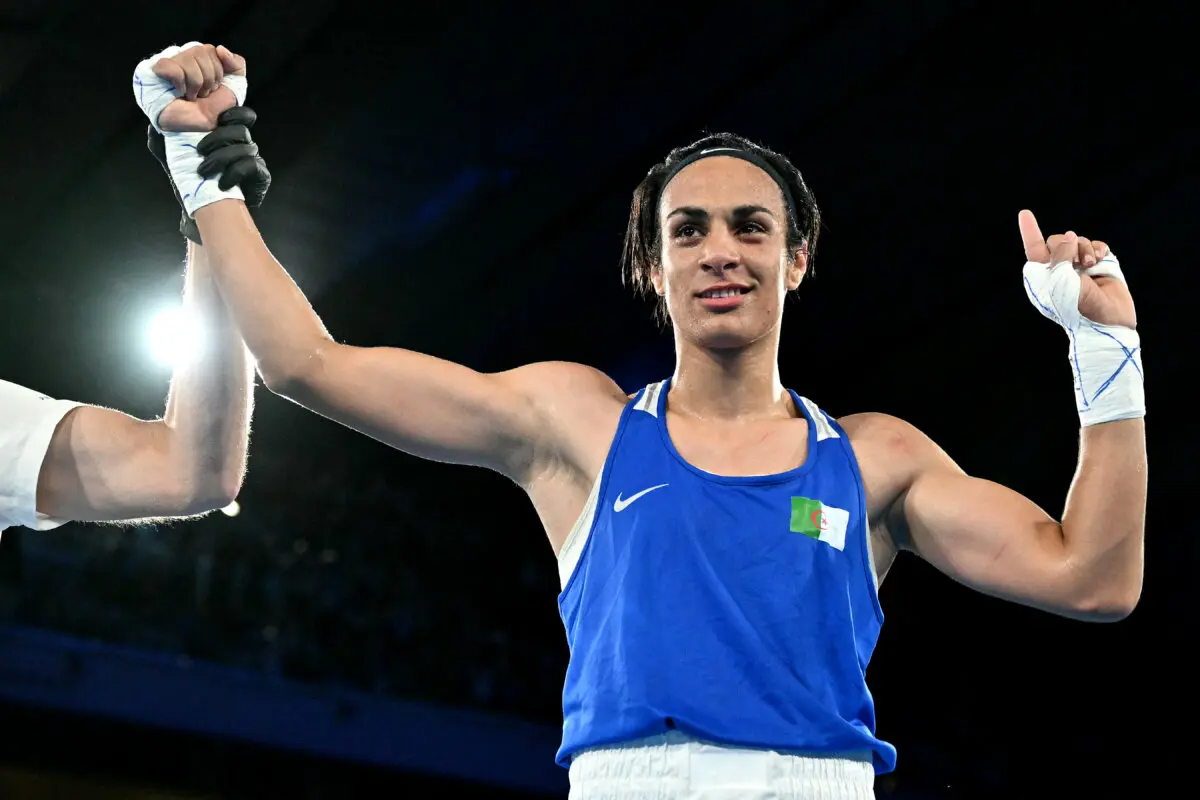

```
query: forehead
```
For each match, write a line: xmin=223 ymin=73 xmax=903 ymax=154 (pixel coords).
xmin=659 ymin=156 xmax=785 ymax=217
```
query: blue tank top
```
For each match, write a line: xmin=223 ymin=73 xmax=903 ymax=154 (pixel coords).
xmin=556 ymin=379 xmax=896 ymax=773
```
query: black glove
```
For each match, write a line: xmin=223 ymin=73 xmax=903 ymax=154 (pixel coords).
xmin=146 ymin=106 xmax=272 ymax=244
xmin=197 ymin=106 xmax=271 ymax=206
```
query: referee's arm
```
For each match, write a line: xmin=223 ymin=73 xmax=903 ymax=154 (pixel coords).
xmin=34 ymin=242 xmax=253 ymax=524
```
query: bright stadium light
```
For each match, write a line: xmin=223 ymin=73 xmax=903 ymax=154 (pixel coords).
xmin=146 ymin=304 xmax=205 ymax=369
xmin=220 ymin=500 xmax=241 ymax=517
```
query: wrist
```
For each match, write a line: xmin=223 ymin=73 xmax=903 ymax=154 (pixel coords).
xmin=1071 ymin=322 xmax=1144 ymax=427
xmin=165 ymin=131 xmax=244 ymax=216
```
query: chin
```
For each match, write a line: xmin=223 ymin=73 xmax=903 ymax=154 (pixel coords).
xmin=684 ymin=315 xmax=772 ymax=351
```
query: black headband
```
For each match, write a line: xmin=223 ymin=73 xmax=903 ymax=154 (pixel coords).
xmin=659 ymin=147 xmax=798 ymax=224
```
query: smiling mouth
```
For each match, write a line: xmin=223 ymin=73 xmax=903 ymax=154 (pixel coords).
xmin=698 ymin=287 xmax=751 ymax=299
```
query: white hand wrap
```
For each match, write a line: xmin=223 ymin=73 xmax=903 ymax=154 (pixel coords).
xmin=132 ymin=42 xmax=248 ymax=216
xmin=1022 ymin=254 xmax=1144 ymax=427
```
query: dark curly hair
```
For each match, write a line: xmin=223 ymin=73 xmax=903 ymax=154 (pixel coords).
xmin=620 ymin=132 xmax=821 ymax=324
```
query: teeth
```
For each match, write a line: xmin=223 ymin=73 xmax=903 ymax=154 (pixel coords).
xmin=703 ymin=289 xmax=741 ymax=299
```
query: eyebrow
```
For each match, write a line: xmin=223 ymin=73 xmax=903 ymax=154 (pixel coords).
xmin=665 ymin=204 xmax=777 ymax=221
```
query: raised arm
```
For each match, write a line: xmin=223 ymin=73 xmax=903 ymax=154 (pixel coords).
xmin=856 ymin=413 xmax=1145 ymax=621
xmin=35 ymin=241 xmax=253 ymax=522
xmin=134 ymin=43 xmax=620 ymax=485
xmin=192 ymin=200 xmax=606 ymax=481
xmin=857 ymin=214 xmax=1146 ymax=622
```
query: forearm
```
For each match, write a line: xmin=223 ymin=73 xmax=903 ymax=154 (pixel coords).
xmin=160 ymin=240 xmax=254 ymax=503
xmin=193 ymin=200 xmax=333 ymax=386
xmin=1060 ymin=418 xmax=1147 ymax=611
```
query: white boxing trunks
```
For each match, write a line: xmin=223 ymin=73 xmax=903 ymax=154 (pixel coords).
xmin=568 ymin=730 xmax=875 ymax=800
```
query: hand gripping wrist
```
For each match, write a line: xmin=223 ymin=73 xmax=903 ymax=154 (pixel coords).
xmin=132 ymin=42 xmax=248 ymax=215
xmin=164 ymin=131 xmax=244 ymax=216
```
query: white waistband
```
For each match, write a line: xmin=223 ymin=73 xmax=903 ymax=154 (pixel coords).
xmin=569 ymin=731 xmax=875 ymax=800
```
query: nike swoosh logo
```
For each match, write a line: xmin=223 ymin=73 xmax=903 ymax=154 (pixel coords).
xmin=613 ymin=483 xmax=669 ymax=513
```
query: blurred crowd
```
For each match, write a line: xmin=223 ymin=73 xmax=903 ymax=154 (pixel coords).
xmin=0 ymin=441 xmax=568 ymax=726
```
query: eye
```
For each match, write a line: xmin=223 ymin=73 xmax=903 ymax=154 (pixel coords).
xmin=673 ymin=223 xmax=703 ymax=240
xmin=738 ymin=221 xmax=768 ymax=235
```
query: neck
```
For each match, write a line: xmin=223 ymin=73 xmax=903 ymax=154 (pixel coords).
xmin=669 ymin=330 xmax=790 ymax=421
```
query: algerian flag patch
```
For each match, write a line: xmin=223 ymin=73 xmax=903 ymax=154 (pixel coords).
xmin=789 ymin=496 xmax=850 ymax=551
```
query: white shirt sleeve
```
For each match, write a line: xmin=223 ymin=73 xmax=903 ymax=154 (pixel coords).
xmin=0 ymin=379 xmax=84 ymax=533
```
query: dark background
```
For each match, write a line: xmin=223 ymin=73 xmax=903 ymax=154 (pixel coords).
xmin=0 ymin=0 xmax=1192 ymax=796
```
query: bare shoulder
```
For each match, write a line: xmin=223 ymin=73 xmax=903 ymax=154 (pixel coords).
xmin=498 ymin=360 xmax=630 ymax=418
xmin=837 ymin=411 xmax=944 ymax=463
xmin=834 ymin=413 xmax=938 ymax=575
xmin=500 ymin=361 xmax=629 ymax=483
xmin=497 ymin=360 xmax=620 ymax=394
xmin=836 ymin=411 xmax=958 ymax=514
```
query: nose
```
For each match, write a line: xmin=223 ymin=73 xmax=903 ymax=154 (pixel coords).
xmin=699 ymin=228 xmax=741 ymax=275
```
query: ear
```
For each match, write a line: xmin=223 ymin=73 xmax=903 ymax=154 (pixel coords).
xmin=650 ymin=263 xmax=666 ymax=296
xmin=784 ymin=242 xmax=808 ymax=291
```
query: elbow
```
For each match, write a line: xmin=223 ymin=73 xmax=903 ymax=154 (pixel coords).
xmin=178 ymin=489 xmax=236 ymax=517
xmin=1108 ymin=581 xmax=1143 ymax=621
xmin=210 ymin=470 xmax=244 ymax=512
xmin=1076 ymin=599 xmax=1138 ymax=623
xmin=1070 ymin=579 xmax=1143 ymax=623
xmin=174 ymin=474 xmax=241 ymax=516
xmin=259 ymin=362 xmax=300 ymax=395
xmin=258 ymin=342 xmax=331 ymax=398
xmin=159 ymin=448 xmax=245 ymax=518
xmin=191 ymin=450 xmax=247 ymax=513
